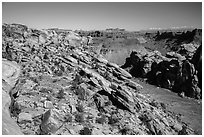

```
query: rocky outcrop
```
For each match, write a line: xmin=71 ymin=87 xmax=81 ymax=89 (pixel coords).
xmin=178 ymin=43 xmax=200 ymax=59
xmin=2 ymin=23 xmax=196 ymax=135
xmin=122 ymin=48 xmax=201 ymax=99
xmin=121 ymin=49 xmax=169 ymax=77
xmin=142 ymin=29 xmax=202 ymax=56
xmin=154 ymin=29 xmax=202 ymax=46
xmin=41 ymin=109 xmax=64 ymax=134
xmin=191 ymin=45 xmax=202 ymax=90
xmin=2 ymin=60 xmax=23 ymax=135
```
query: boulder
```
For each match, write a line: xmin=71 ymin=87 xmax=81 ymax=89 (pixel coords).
xmin=18 ymin=112 xmax=33 ymax=123
xmin=178 ymin=60 xmax=200 ymax=98
xmin=41 ymin=109 xmax=63 ymax=134
xmin=2 ymin=59 xmax=21 ymax=87
xmin=44 ymin=101 xmax=54 ymax=109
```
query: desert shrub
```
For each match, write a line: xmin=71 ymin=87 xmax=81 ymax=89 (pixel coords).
xmin=178 ymin=125 xmax=188 ymax=135
xmin=160 ymin=102 xmax=166 ymax=110
xmin=96 ymin=115 xmax=107 ymax=124
xmin=108 ymin=114 xmax=120 ymax=125
xmin=10 ymin=102 xmax=21 ymax=117
xmin=120 ymin=127 xmax=136 ymax=135
xmin=57 ymin=89 xmax=65 ymax=99
xmin=64 ymin=113 xmax=72 ymax=122
xmin=149 ymin=99 xmax=159 ymax=108
xmin=76 ymin=104 xmax=84 ymax=112
xmin=86 ymin=115 xmax=94 ymax=122
xmin=79 ymin=127 xmax=92 ymax=135
xmin=73 ymin=74 xmax=83 ymax=85
xmin=75 ymin=113 xmax=84 ymax=123
xmin=75 ymin=88 xmax=86 ymax=100
xmin=75 ymin=86 xmax=88 ymax=100
xmin=40 ymin=87 xmax=53 ymax=94
xmin=71 ymin=74 xmax=83 ymax=91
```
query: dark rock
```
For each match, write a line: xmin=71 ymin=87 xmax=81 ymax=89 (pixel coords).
xmin=191 ymin=45 xmax=202 ymax=90
xmin=121 ymin=50 xmax=167 ymax=78
xmin=41 ymin=109 xmax=63 ymax=134
xmin=79 ymin=127 xmax=92 ymax=135
xmin=122 ymin=48 xmax=201 ymax=99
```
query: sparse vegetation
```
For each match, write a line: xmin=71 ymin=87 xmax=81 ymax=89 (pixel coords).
xmin=75 ymin=86 xmax=87 ymax=100
xmin=64 ymin=113 xmax=72 ymax=122
xmin=108 ymin=114 xmax=120 ymax=125
xmin=96 ymin=114 xmax=107 ymax=124
xmin=75 ymin=113 xmax=85 ymax=123
xmin=2 ymin=23 xmax=201 ymax=135
xmin=79 ymin=127 xmax=92 ymax=135
xmin=76 ymin=104 xmax=84 ymax=112
xmin=57 ymin=89 xmax=65 ymax=99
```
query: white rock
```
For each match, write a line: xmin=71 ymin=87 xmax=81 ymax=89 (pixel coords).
xmin=2 ymin=89 xmax=11 ymax=115
xmin=44 ymin=101 xmax=53 ymax=109
xmin=18 ymin=112 xmax=32 ymax=123
xmin=2 ymin=59 xmax=21 ymax=87
xmin=173 ymin=122 xmax=183 ymax=131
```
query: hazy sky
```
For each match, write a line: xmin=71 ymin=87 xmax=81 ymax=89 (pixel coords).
xmin=2 ymin=2 xmax=202 ymax=31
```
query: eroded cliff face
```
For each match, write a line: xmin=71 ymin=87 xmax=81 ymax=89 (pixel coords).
xmin=121 ymin=44 xmax=201 ymax=99
xmin=2 ymin=23 xmax=196 ymax=135
xmin=143 ymin=29 xmax=202 ymax=55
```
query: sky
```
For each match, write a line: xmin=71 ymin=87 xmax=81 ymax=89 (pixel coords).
xmin=2 ymin=2 xmax=202 ymax=31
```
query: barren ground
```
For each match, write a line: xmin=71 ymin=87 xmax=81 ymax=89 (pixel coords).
xmin=134 ymin=78 xmax=202 ymax=134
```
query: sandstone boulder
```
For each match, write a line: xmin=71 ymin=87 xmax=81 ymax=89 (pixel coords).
xmin=41 ymin=109 xmax=63 ymax=134
xmin=2 ymin=59 xmax=21 ymax=87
